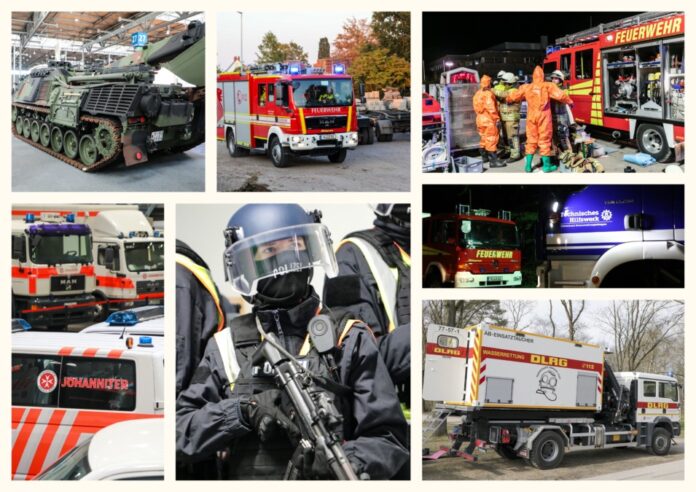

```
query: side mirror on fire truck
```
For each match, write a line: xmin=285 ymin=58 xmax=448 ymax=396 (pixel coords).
xmin=104 ymin=246 xmax=116 ymax=271
xmin=12 ymin=236 xmax=26 ymax=262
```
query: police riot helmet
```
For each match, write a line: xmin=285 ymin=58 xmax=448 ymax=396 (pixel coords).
xmin=370 ymin=203 xmax=410 ymax=227
xmin=223 ymin=204 xmax=338 ymax=302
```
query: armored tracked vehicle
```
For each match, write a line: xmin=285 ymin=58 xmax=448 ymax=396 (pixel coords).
xmin=12 ymin=20 xmax=205 ymax=172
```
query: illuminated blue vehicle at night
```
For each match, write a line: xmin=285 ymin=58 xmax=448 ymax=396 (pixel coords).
xmin=538 ymin=185 xmax=684 ymax=288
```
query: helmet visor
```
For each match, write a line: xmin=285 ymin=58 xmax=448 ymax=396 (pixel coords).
xmin=224 ymin=223 xmax=338 ymax=296
xmin=369 ymin=204 xmax=395 ymax=217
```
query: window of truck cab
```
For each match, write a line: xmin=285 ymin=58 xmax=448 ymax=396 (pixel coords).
xmin=12 ymin=354 xmax=136 ymax=411
xmin=291 ymin=78 xmax=353 ymax=108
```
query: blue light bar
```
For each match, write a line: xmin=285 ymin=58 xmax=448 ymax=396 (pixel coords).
xmin=65 ymin=213 xmax=75 ymax=223
xmin=129 ymin=231 xmax=136 ymax=238
xmin=25 ymin=213 xmax=35 ymax=223
xmin=153 ymin=230 xmax=161 ymax=238
xmin=289 ymin=63 xmax=301 ymax=75
xmin=333 ymin=63 xmax=345 ymax=74
xmin=107 ymin=310 xmax=139 ymax=326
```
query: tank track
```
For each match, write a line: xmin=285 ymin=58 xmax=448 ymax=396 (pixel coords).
xmin=12 ymin=103 xmax=122 ymax=172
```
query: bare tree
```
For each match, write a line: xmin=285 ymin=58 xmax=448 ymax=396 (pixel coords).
xmin=502 ymin=300 xmax=534 ymax=330
xmin=548 ymin=300 xmax=557 ymax=337
xmin=599 ymin=300 xmax=684 ymax=372
xmin=560 ymin=300 xmax=585 ymax=340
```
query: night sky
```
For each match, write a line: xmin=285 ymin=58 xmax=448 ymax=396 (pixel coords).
xmin=423 ymin=11 xmax=642 ymax=63
xmin=422 ymin=185 xmax=585 ymax=215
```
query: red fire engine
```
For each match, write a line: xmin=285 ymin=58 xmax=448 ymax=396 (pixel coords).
xmin=544 ymin=12 xmax=684 ymax=162
xmin=422 ymin=206 xmax=522 ymax=288
xmin=217 ymin=62 xmax=359 ymax=168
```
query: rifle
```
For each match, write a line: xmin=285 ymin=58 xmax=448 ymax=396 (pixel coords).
xmin=253 ymin=316 xmax=359 ymax=480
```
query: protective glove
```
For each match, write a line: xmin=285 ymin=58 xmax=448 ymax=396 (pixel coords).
xmin=299 ymin=444 xmax=368 ymax=480
xmin=242 ymin=389 xmax=300 ymax=442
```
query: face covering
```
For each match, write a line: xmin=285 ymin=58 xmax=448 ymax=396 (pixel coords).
xmin=254 ymin=270 xmax=312 ymax=308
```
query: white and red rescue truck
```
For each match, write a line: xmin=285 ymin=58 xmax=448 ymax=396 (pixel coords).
xmin=544 ymin=12 xmax=684 ymax=162
xmin=12 ymin=311 xmax=164 ymax=480
xmin=423 ymin=323 xmax=681 ymax=469
xmin=12 ymin=205 xmax=164 ymax=320
xmin=423 ymin=206 xmax=522 ymax=288
xmin=217 ymin=62 xmax=359 ymax=167
xmin=12 ymin=212 xmax=97 ymax=329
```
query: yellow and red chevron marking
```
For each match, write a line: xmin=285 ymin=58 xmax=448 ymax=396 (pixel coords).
xmin=469 ymin=329 xmax=484 ymax=403
xmin=590 ymin=55 xmax=603 ymax=126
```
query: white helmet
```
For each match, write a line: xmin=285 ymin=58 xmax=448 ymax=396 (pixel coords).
xmin=501 ymin=72 xmax=518 ymax=84
xmin=551 ymin=70 xmax=566 ymax=82
xmin=496 ymin=70 xmax=506 ymax=80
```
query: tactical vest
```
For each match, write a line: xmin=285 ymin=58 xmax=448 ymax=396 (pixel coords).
xmin=213 ymin=313 xmax=355 ymax=480
xmin=340 ymin=229 xmax=411 ymax=333
xmin=176 ymin=253 xmax=225 ymax=332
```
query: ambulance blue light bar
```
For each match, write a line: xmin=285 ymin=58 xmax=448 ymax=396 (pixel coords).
xmin=138 ymin=336 xmax=154 ymax=347
xmin=12 ymin=318 xmax=32 ymax=332
xmin=25 ymin=213 xmax=35 ymax=223
xmin=107 ymin=311 xmax=139 ymax=326
xmin=65 ymin=213 xmax=75 ymax=223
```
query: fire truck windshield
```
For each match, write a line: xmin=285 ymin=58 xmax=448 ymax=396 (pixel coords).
xmin=291 ymin=78 xmax=353 ymax=108
xmin=29 ymin=234 xmax=92 ymax=265
xmin=461 ymin=220 xmax=519 ymax=250
xmin=125 ymin=241 xmax=164 ymax=273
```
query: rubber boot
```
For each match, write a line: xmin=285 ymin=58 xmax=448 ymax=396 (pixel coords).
xmin=524 ymin=154 xmax=534 ymax=173
xmin=542 ymin=156 xmax=558 ymax=173
xmin=488 ymin=151 xmax=506 ymax=168
xmin=506 ymin=137 xmax=523 ymax=163
xmin=479 ymin=148 xmax=489 ymax=163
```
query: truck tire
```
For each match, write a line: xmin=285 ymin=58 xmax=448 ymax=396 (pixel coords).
xmin=530 ymin=431 xmax=565 ymax=470
xmin=328 ymin=149 xmax=347 ymax=163
xmin=424 ymin=268 xmax=443 ymax=288
xmin=366 ymin=127 xmax=375 ymax=145
xmin=93 ymin=292 xmax=109 ymax=322
xmin=649 ymin=428 xmax=671 ymax=456
xmin=269 ymin=136 xmax=290 ymax=168
xmin=226 ymin=129 xmax=249 ymax=158
xmin=636 ymin=123 xmax=672 ymax=163
xmin=495 ymin=444 xmax=520 ymax=460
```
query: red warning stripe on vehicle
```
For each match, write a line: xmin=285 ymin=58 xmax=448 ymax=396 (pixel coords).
xmin=480 ymin=346 xmax=603 ymax=373
xmin=12 ymin=210 xmax=100 ymax=217
xmin=27 ymin=409 xmax=66 ymax=478
xmin=58 ymin=347 xmax=74 ymax=356
xmin=12 ymin=408 xmax=41 ymax=478
xmin=96 ymin=276 xmax=135 ymax=289
xmin=425 ymin=343 xmax=472 ymax=358
xmin=20 ymin=299 xmax=100 ymax=314
xmin=636 ymin=401 xmax=679 ymax=409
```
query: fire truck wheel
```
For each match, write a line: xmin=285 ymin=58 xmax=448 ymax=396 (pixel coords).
xmin=495 ymin=444 xmax=520 ymax=460
xmin=328 ymin=149 xmax=347 ymax=163
xmin=424 ymin=268 xmax=443 ymax=288
xmin=636 ymin=123 xmax=671 ymax=163
xmin=649 ymin=428 xmax=672 ymax=456
xmin=530 ymin=431 xmax=565 ymax=469
xmin=269 ymin=136 xmax=290 ymax=168
xmin=226 ymin=129 xmax=249 ymax=157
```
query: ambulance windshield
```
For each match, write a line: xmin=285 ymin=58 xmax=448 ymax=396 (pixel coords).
xmin=30 ymin=234 xmax=92 ymax=265
xmin=291 ymin=78 xmax=353 ymax=108
xmin=34 ymin=436 xmax=92 ymax=480
xmin=125 ymin=241 xmax=165 ymax=272
xmin=461 ymin=220 xmax=519 ymax=250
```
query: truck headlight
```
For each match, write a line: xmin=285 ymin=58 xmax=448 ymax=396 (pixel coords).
xmin=291 ymin=135 xmax=302 ymax=143
xmin=349 ymin=133 xmax=359 ymax=144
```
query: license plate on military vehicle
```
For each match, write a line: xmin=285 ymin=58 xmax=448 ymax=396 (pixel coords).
xmin=151 ymin=131 xmax=164 ymax=142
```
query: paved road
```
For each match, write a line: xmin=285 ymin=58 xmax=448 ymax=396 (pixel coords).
xmin=423 ymin=432 xmax=685 ymax=480
xmin=589 ymin=459 xmax=684 ymax=480
xmin=217 ymin=134 xmax=410 ymax=192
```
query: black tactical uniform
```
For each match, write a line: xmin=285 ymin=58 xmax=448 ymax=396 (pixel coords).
xmin=176 ymin=293 xmax=409 ymax=480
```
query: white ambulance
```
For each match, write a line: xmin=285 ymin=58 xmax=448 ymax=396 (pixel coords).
xmin=12 ymin=313 xmax=164 ymax=480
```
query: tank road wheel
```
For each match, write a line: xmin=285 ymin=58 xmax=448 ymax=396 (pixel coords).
xmin=12 ymin=106 xmax=17 ymax=123
xmin=22 ymin=118 xmax=32 ymax=138
xmin=79 ymin=134 xmax=98 ymax=166
xmin=94 ymin=123 xmax=118 ymax=159
xmin=30 ymin=120 xmax=41 ymax=143
xmin=63 ymin=130 xmax=79 ymax=159
xmin=39 ymin=123 xmax=51 ymax=147
xmin=50 ymin=127 xmax=64 ymax=152
xmin=15 ymin=116 xmax=23 ymax=134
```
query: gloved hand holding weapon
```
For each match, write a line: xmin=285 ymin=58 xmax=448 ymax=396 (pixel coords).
xmin=252 ymin=315 xmax=363 ymax=480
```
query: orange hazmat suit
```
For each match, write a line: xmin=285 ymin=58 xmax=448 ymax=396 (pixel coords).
xmin=507 ymin=66 xmax=573 ymax=156
xmin=473 ymin=75 xmax=500 ymax=152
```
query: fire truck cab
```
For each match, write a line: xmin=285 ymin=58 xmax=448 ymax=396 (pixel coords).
xmin=12 ymin=310 xmax=164 ymax=480
xmin=218 ymin=62 xmax=359 ymax=167
xmin=544 ymin=12 xmax=684 ymax=162
xmin=423 ymin=206 xmax=522 ymax=288
xmin=12 ymin=212 xmax=97 ymax=329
